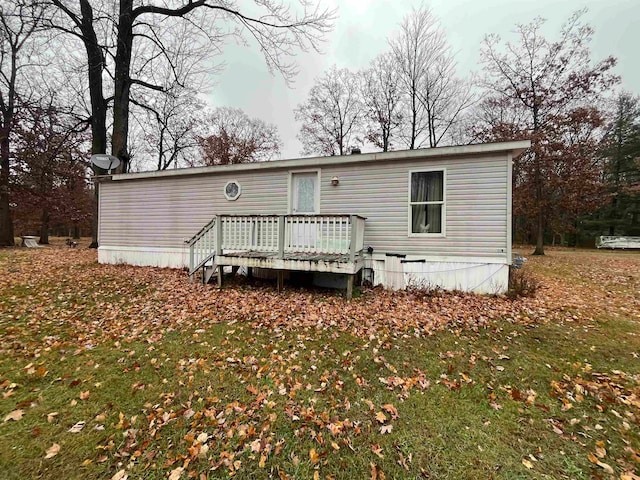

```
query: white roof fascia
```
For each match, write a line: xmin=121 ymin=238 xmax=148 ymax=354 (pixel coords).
xmin=106 ymin=140 xmax=531 ymax=182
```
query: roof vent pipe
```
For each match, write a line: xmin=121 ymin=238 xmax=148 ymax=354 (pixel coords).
xmin=350 ymin=147 xmax=361 ymax=155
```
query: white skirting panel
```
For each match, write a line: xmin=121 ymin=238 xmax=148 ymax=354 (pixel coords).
xmin=98 ymin=245 xmax=509 ymax=294
xmin=369 ymin=257 xmax=509 ymax=294
xmin=98 ymin=245 xmax=188 ymax=269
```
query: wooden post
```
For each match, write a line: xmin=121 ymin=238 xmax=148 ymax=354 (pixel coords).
xmin=277 ymin=270 xmax=284 ymax=292
xmin=247 ymin=267 xmax=253 ymax=279
xmin=346 ymin=274 xmax=354 ymax=300
xmin=217 ymin=265 xmax=223 ymax=289
xmin=216 ymin=216 xmax=223 ymax=256
xmin=278 ymin=215 xmax=285 ymax=259
xmin=349 ymin=215 xmax=357 ymax=263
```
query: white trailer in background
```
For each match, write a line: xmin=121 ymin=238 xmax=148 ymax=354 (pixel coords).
xmin=596 ymin=236 xmax=640 ymax=249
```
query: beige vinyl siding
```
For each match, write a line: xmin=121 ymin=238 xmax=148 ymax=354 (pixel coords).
xmin=99 ymin=152 xmax=508 ymax=260
xmin=99 ymin=170 xmax=288 ymax=247
xmin=318 ymin=154 xmax=508 ymax=258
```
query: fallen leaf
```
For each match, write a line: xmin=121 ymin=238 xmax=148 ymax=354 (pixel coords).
xmin=68 ymin=421 xmax=85 ymax=433
xmin=111 ymin=470 xmax=128 ymax=480
xmin=375 ymin=411 xmax=387 ymax=424
xmin=168 ymin=467 xmax=184 ymax=480
xmin=79 ymin=391 xmax=90 ymax=400
xmin=382 ymin=403 xmax=398 ymax=419
xmin=371 ymin=444 xmax=384 ymax=459
xmin=595 ymin=440 xmax=606 ymax=458
xmin=47 ymin=412 xmax=58 ymax=423
xmin=309 ymin=448 xmax=319 ymax=464
xmin=45 ymin=443 xmax=60 ymax=459
xmin=3 ymin=409 xmax=24 ymax=422
xmin=380 ymin=425 xmax=393 ymax=434
xmin=522 ymin=459 xmax=533 ymax=469
xmin=588 ymin=453 xmax=614 ymax=474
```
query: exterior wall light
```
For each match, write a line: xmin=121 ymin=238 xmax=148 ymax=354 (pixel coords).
xmin=331 ymin=176 xmax=339 ymax=186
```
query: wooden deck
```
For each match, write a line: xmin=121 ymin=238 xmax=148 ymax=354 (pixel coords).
xmin=216 ymin=249 xmax=365 ymax=274
xmin=187 ymin=214 xmax=367 ymax=298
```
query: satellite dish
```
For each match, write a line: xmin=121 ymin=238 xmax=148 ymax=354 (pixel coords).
xmin=91 ymin=154 xmax=120 ymax=173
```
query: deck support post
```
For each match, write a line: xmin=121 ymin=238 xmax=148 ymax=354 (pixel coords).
xmin=277 ymin=270 xmax=284 ymax=292
xmin=217 ymin=266 xmax=223 ymax=289
xmin=346 ymin=274 xmax=354 ymax=300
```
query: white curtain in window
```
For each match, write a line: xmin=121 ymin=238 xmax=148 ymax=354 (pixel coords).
xmin=411 ymin=172 xmax=443 ymax=233
xmin=295 ymin=175 xmax=316 ymax=213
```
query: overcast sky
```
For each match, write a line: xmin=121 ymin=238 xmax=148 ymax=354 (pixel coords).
xmin=206 ymin=0 xmax=639 ymax=159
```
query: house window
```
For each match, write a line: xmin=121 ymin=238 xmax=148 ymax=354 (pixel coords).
xmin=409 ymin=170 xmax=445 ymax=235
xmin=224 ymin=180 xmax=241 ymax=201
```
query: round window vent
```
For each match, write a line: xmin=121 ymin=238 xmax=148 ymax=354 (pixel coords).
xmin=224 ymin=180 xmax=241 ymax=201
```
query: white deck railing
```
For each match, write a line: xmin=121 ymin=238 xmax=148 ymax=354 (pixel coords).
xmin=219 ymin=215 xmax=280 ymax=252
xmin=187 ymin=217 xmax=217 ymax=274
xmin=188 ymin=214 xmax=366 ymax=275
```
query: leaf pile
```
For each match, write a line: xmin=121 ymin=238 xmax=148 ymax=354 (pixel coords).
xmin=0 ymin=243 xmax=638 ymax=479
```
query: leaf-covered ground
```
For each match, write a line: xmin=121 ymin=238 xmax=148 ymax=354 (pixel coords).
xmin=0 ymin=240 xmax=638 ymax=479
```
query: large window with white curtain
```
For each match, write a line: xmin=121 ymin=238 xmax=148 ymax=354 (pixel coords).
xmin=409 ymin=170 xmax=445 ymax=235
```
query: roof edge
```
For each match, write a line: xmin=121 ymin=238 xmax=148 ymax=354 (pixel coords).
xmin=107 ymin=140 xmax=531 ymax=182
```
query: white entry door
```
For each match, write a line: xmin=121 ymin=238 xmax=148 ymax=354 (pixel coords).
xmin=291 ymin=172 xmax=318 ymax=249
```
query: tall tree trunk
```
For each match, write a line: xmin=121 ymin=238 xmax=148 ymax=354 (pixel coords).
xmin=531 ymin=109 xmax=544 ymax=255
xmin=39 ymin=208 xmax=50 ymax=244
xmin=111 ymin=0 xmax=134 ymax=174
xmin=0 ymin=130 xmax=14 ymax=246
xmin=73 ymin=223 xmax=80 ymax=239
xmin=533 ymin=209 xmax=545 ymax=255
xmin=78 ymin=0 xmax=108 ymax=249
xmin=410 ymin=88 xmax=417 ymax=150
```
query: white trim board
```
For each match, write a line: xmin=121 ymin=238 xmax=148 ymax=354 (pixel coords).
xmin=506 ymin=152 xmax=513 ymax=265
xmin=98 ymin=141 xmax=531 ymax=182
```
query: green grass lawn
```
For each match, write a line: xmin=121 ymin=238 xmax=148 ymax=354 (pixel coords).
xmin=0 ymin=241 xmax=638 ymax=479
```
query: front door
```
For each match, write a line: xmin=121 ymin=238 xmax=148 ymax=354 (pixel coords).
xmin=291 ymin=172 xmax=318 ymax=248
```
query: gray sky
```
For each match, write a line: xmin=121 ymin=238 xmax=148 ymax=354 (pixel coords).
xmin=206 ymin=0 xmax=639 ymax=159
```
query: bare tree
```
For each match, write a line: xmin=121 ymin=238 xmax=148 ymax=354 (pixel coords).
xmin=480 ymin=10 xmax=618 ymax=255
xmin=197 ymin=107 xmax=281 ymax=165
xmin=48 ymin=0 xmax=334 ymax=170
xmin=418 ymin=53 xmax=476 ymax=147
xmin=295 ymin=65 xmax=363 ymax=156
xmin=0 ymin=1 xmax=47 ymax=246
xmin=47 ymin=0 xmax=334 ymax=246
xmin=389 ymin=6 xmax=442 ymax=150
xmin=360 ymin=53 xmax=402 ymax=152
xmin=389 ymin=6 xmax=471 ymax=149
xmin=133 ymin=86 xmax=204 ymax=171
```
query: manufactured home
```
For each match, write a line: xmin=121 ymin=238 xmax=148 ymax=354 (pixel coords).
xmin=97 ymin=140 xmax=530 ymax=297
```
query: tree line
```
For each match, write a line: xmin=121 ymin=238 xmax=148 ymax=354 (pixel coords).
xmin=293 ymin=7 xmax=639 ymax=253
xmin=0 ymin=2 xmax=637 ymax=254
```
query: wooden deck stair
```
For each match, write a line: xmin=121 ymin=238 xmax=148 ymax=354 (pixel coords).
xmin=186 ymin=214 xmax=366 ymax=298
